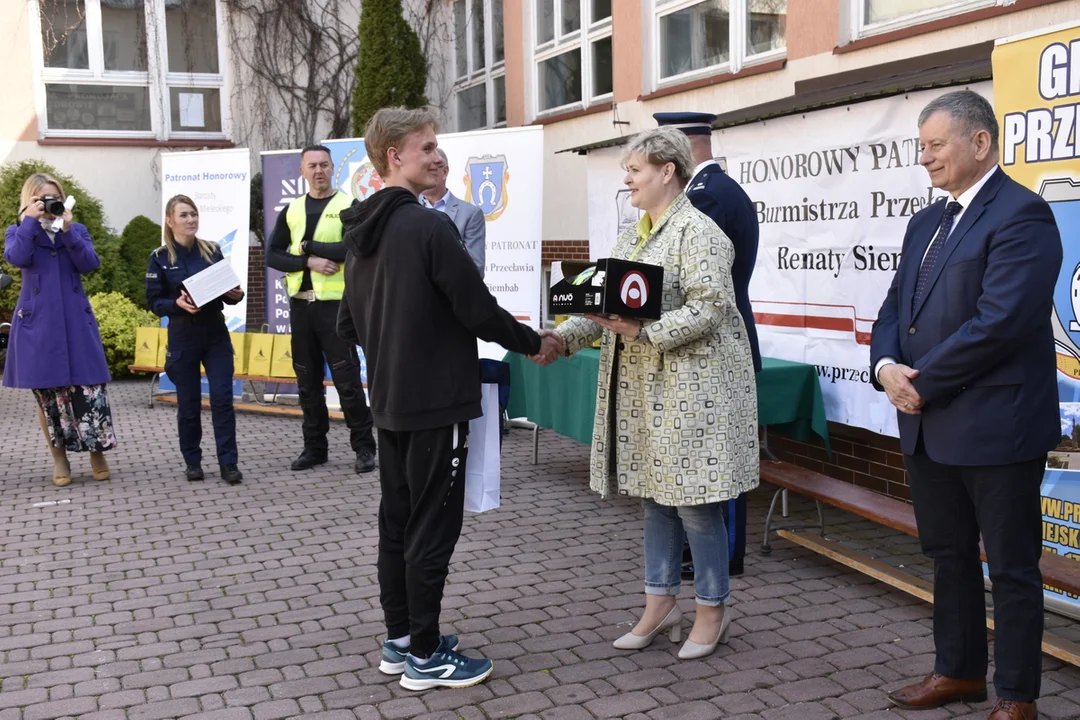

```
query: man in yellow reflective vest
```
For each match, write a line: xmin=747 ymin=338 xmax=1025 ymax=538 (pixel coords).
xmin=266 ymin=144 xmax=376 ymax=474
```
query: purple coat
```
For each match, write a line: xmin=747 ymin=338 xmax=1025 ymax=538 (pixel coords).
xmin=2 ymin=221 xmax=112 ymax=389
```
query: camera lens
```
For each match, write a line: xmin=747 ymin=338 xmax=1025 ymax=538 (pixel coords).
xmin=42 ymin=197 xmax=65 ymax=215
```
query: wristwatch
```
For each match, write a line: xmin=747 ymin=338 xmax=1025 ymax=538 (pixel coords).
xmin=636 ymin=322 xmax=649 ymax=342
xmin=300 ymin=239 xmax=312 ymax=255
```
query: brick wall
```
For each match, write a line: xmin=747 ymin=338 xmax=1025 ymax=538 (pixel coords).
xmin=765 ymin=422 xmax=911 ymax=501
xmin=247 ymin=243 xmax=265 ymax=331
xmin=542 ymin=239 xmax=590 ymax=264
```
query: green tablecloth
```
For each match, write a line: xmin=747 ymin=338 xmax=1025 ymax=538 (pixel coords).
xmin=505 ymin=350 xmax=830 ymax=453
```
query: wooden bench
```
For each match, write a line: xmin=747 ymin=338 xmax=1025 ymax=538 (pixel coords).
xmin=761 ymin=458 xmax=1080 ymax=665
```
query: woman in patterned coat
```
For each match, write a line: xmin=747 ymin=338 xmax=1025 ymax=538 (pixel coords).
xmin=552 ymin=127 xmax=759 ymax=660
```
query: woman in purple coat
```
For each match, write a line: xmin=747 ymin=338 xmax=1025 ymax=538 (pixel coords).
xmin=3 ymin=173 xmax=116 ymax=486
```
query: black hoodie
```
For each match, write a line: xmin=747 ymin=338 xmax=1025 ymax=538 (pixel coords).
xmin=338 ymin=186 xmax=541 ymax=431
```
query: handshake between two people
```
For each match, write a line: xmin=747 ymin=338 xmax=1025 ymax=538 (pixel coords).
xmin=527 ymin=314 xmax=645 ymax=368
xmin=530 ymin=330 xmax=564 ymax=367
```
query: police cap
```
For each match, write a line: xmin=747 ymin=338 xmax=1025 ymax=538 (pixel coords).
xmin=652 ymin=111 xmax=717 ymax=136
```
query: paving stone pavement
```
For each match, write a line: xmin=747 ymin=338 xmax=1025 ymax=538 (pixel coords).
xmin=2 ymin=380 xmax=1080 ymax=720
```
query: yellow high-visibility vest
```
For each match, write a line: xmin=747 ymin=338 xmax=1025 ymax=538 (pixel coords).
xmin=285 ymin=192 xmax=351 ymax=300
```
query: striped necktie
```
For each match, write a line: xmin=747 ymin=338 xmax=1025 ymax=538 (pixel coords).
xmin=912 ymin=201 xmax=962 ymax=310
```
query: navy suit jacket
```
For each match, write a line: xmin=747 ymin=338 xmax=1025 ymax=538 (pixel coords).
xmin=869 ymin=167 xmax=1062 ymax=466
xmin=686 ymin=163 xmax=762 ymax=372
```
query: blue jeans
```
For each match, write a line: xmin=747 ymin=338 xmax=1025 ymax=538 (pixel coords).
xmin=644 ymin=499 xmax=729 ymax=606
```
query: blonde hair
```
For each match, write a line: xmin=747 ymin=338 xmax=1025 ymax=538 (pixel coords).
xmin=622 ymin=127 xmax=695 ymax=185
xmin=19 ymin=173 xmax=64 ymax=221
xmin=163 ymin=194 xmax=216 ymax=265
xmin=363 ymin=106 xmax=440 ymax=178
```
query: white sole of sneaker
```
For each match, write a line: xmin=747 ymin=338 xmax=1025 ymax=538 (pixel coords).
xmin=378 ymin=660 xmax=405 ymax=674
xmin=398 ymin=663 xmax=494 ymax=691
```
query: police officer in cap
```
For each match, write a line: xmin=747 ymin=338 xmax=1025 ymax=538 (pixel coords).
xmin=654 ymin=111 xmax=760 ymax=577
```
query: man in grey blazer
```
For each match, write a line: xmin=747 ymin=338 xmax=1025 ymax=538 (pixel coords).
xmin=421 ymin=149 xmax=486 ymax=277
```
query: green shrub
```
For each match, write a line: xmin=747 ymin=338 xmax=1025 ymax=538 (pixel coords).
xmin=82 ymin=235 xmax=126 ymax=299
xmin=89 ymin=291 xmax=159 ymax=378
xmin=250 ymin=172 xmax=264 ymax=244
xmin=118 ymin=215 xmax=162 ymax=307
xmin=0 ymin=159 xmax=112 ymax=308
xmin=351 ymin=0 xmax=428 ymax=136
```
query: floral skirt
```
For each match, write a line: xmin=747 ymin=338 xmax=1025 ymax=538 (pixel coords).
xmin=33 ymin=384 xmax=117 ymax=453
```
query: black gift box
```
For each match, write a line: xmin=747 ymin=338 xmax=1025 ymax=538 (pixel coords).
xmin=549 ymin=257 xmax=664 ymax=320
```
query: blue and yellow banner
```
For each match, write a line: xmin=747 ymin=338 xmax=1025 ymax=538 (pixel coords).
xmin=993 ymin=22 xmax=1080 ymax=612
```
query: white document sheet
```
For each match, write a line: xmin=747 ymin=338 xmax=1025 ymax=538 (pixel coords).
xmin=181 ymin=260 xmax=241 ymax=308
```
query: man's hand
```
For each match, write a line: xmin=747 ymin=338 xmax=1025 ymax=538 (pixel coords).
xmin=225 ymin=287 xmax=244 ymax=301
xmin=307 ymin=257 xmax=338 ymax=275
xmin=880 ymin=363 xmax=924 ymax=415
xmin=176 ymin=290 xmax=199 ymax=314
xmin=585 ymin=314 xmax=642 ymax=339
xmin=531 ymin=330 xmax=565 ymax=366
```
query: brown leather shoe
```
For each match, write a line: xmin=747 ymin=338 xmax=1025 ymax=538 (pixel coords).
xmin=987 ymin=699 xmax=1037 ymax=719
xmin=888 ymin=672 xmax=988 ymax=710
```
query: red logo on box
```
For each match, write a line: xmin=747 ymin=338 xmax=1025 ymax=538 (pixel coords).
xmin=620 ymin=271 xmax=649 ymax=309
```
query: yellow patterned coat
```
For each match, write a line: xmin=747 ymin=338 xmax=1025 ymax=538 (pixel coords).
xmin=556 ymin=193 xmax=759 ymax=507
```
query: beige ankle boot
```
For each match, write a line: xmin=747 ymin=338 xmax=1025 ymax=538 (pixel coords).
xmin=89 ymin=451 xmax=110 ymax=481
xmin=37 ymin=406 xmax=71 ymax=487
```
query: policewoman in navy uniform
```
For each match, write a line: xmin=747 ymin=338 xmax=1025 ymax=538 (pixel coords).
xmin=146 ymin=194 xmax=244 ymax=485
xmin=654 ymin=112 xmax=761 ymax=578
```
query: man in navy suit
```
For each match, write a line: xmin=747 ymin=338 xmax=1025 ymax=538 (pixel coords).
xmin=871 ymin=90 xmax=1061 ymax=720
xmin=655 ymin=111 xmax=760 ymax=579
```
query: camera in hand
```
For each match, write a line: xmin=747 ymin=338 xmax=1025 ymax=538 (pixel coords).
xmin=41 ymin=196 xmax=65 ymax=216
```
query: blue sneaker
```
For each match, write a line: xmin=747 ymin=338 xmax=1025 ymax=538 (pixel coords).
xmin=399 ymin=647 xmax=494 ymax=691
xmin=378 ymin=635 xmax=459 ymax=675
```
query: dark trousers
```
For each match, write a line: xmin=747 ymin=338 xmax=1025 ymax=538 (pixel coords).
xmin=290 ymin=299 xmax=375 ymax=454
xmin=377 ymin=422 xmax=469 ymax=657
xmin=165 ymin=319 xmax=237 ymax=466
xmin=905 ymin=446 xmax=1045 ymax=702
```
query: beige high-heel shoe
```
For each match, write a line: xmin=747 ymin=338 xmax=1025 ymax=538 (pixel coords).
xmin=678 ymin=606 xmax=732 ymax=659
xmin=613 ymin=605 xmax=682 ymax=650
xmin=37 ymin=407 xmax=70 ymax=487
xmin=89 ymin=451 xmax=110 ymax=481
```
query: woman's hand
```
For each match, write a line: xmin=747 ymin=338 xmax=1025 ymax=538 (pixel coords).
xmin=60 ymin=209 xmax=72 ymax=233
xmin=225 ymin=287 xmax=244 ymax=301
xmin=586 ymin=314 xmax=642 ymax=339
xmin=176 ymin=290 xmax=199 ymax=314
xmin=24 ymin=197 xmax=45 ymax=220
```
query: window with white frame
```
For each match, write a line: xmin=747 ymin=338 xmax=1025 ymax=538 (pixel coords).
xmin=855 ymin=0 xmax=1010 ymax=39
xmin=532 ymin=0 xmax=613 ymax=116
xmin=652 ymin=0 xmax=785 ymax=87
xmin=33 ymin=0 xmax=227 ymax=140
xmin=454 ymin=0 xmax=506 ymax=132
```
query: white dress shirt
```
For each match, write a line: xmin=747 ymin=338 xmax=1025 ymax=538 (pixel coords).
xmin=875 ymin=165 xmax=1000 ymax=382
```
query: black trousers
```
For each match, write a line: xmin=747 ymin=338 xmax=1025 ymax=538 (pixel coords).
xmin=165 ymin=318 xmax=237 ymax=466
xmin=289 ymin=299 xmax=375 ymax=454
xmin=377 ymin=421 xmax=469 ymax=657
xmin=905 ymin=446 xmax=1045 ymax=702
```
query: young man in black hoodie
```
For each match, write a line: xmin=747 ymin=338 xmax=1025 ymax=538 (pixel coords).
xmin=338 ymin=106 xmax=562 ymax=691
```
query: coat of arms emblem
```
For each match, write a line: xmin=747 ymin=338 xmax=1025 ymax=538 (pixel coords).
xmin=463 ymin=155 xmax=509 ymax=221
